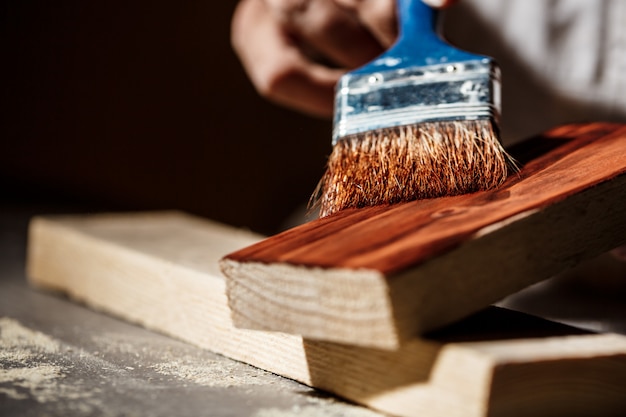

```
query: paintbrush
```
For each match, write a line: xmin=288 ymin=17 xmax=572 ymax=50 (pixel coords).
xmin=313 ymin=0 xmax=511 ymax=217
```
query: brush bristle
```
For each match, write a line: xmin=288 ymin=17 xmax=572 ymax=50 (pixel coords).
xmin=312 ymin=120 xmax=513 ymax=218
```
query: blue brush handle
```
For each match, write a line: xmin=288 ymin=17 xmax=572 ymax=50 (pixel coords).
xmin=351 ymin=0 xmax=483 ymax=74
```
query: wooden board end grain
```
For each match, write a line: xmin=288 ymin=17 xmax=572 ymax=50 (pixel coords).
xmin=26 ymin=211 xmax=626 ymax=417
xmin=221 ymin=123 xmax=626 ymax=349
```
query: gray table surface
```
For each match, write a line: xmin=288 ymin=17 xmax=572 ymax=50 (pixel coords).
xmin=2 ymin=205 xmax=625 ymax=417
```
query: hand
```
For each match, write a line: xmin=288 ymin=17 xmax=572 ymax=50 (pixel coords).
xmin=611 ymin=246 xmax=626 ymax=262
xmin=231 ymin=0 xmax=456 ymax=118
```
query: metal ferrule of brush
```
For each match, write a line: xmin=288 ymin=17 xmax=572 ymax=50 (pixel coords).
xmin=332 ymin=58 xmax=501 ymax=145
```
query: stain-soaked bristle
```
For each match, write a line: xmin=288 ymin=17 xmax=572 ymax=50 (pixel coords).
xmin=311 ymin=120 xmax=514 ymax=218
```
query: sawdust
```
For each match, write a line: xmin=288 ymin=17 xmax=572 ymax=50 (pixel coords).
xmin=150 ymin=354 xmax=289 ymax=388
xmin=89 ymin=330 xmax=293 ymax=389
xmin=253 ymin=390 xmax=385 ymax=417
xmin=0 ymin=317 xmax=99 ymax=404
xmin=253 ymin=403 xmax=384 ymax=417
xmin=1 ymin=319 xmax=382 ymax=416
xmin=0 ymin=364 xmax=64 ymax=402
xmin=0 ymin=317 xmax=59 ymax=355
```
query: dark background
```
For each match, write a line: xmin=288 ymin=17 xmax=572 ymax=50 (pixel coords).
xmin=5 ymin=2 xmax=623 ymax=235
xmin=2 ymin=1 xmax=331 ymax=234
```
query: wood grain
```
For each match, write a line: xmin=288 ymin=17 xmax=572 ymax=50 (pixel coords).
xmin=26 ymin=212 xmax=626 ymax=417
xmin=222 ymin=123 xmax=626 ymax=349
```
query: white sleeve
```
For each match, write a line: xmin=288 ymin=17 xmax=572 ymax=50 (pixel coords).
xmin=443 ymin=0 xmax=626 ymax=144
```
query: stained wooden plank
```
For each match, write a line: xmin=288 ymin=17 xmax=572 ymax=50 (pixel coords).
xmin=26 ymin=212 xmax=626 ymax=417
xmin=221 ymin=123 xmax=626 ymax=349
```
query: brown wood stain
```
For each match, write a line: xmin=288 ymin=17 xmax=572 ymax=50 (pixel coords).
xmin=227 ymin=123 xmax=626 ymax=275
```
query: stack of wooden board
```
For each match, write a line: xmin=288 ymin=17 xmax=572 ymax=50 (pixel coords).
xmin=221 ymin=123 xmax=626 ymax=349
xmin=27 ymin=123 xmax=626 ymax=417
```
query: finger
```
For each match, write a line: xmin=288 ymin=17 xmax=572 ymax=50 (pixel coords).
xmin=264 ymin=0 xmax=384 ymax=68
xmin=421 ymin=0 xmax=459 ymax=9
xmin=610 ymin=245 xmax=626 ymax=262
xmin=232 ymin=0 xmax=343 ymax=117
xmin=333 ymin=0 xmax=397 ymax=48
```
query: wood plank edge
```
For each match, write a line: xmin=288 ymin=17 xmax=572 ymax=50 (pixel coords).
xmin=220 ymin=258 xmax=403 ymax=350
